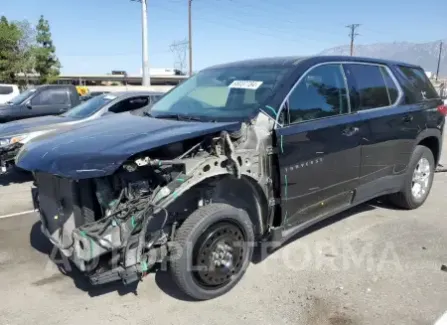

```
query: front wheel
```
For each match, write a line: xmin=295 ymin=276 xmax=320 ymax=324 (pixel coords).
xmin=388 ymin=145 xmax=435 ymax=209
xmin=169 ymin=203 xmax=254 ymax=300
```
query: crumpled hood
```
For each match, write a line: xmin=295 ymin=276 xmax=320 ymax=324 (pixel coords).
xmin=0 ymin=115 xmax=75 ymax=137
xmin=16 ymin=113 xmax=241 ymax=179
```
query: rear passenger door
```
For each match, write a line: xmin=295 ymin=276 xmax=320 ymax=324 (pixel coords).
xmin=275 ymin=63 xmax=365 ymax=228
xmin=342 ymin=63 xmax=411 ymax=199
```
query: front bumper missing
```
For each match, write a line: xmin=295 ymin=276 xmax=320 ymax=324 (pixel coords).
xmin=33 ymin=177 xmax=165 ymax=286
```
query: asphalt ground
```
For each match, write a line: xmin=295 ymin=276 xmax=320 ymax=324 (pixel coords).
xmin=0 ymin=134 xmax=446 ymax=325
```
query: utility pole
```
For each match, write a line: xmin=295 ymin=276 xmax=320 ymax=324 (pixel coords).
xmin=141 ymin=0 xmax=150 ymax=86
xmin=436 ymin=41 xmax=443 ymax=82
xmin=346 ymin=24 xmax=360 ymax=56
xmin=131 ymin=0 xmax=151 ymax=86
xmin=188 ymin=0 xmax=193 ymax=76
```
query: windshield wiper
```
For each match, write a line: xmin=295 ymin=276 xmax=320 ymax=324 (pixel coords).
xmin=154 ymin=113 xmax=204 ymax=122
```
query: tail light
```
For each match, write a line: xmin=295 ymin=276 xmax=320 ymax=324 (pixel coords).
xmin=438 ymin=104 xmax=447 ymax=116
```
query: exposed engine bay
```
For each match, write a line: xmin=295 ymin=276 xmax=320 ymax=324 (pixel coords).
xmin=34 ymin=113 xmax=277 ymax=285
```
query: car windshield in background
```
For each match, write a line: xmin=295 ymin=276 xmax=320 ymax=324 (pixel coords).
xmin=7 ymin=88 xmax=36 ymax=105
xmin=62 ymin=93 xmax=117 ymax=118
xmin=149 ymin=66 xmax=290 ymax=121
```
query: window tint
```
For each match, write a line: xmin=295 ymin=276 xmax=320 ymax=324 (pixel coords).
xmin=397 ymin=66 xmax=439 ymax=101
xmin=0 ymin=86 xmax=13 ymax=95
xmin=31 ymin=88 xmax=69 ymax=105
xmin=287 ymin=64 xmax=348 ymax=124
xmin=109 ymin=96 xmax=150 ymax=113
xmin=344 ymin=64 xmax=391 ymax=111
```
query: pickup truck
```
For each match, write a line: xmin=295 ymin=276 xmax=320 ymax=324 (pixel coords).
xmin=0 ymin=84 xmax=81 ymax=123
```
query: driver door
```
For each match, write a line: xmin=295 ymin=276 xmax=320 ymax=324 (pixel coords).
xmin=275 ymin=63 xmax=364 ymax=229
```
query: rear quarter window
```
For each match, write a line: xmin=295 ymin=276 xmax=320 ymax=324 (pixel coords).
xmin=397 ymin=66 xmax=439 ymax=101
xmin=0 ymin=86 xmax=14 ymax=95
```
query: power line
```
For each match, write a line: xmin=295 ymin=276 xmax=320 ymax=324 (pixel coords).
xmin=346 ymin=24 xmax=360 ymax=56
xmin=149 ymin=2 xmax=339 ymax=46
xmin=436 ymin=41 xmax=443 ymax=81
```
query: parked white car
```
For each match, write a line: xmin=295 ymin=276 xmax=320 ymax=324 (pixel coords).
xmin=0 ymin=84 xmax=20 ymax=104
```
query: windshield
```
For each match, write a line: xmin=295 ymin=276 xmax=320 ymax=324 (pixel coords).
xmin=149 ymin=66 xmax=290 ymax=121
xmin=62 ymin=93 xmax=117 ymax=118
xmin=8 ymin=88 xmax=36 ymax=105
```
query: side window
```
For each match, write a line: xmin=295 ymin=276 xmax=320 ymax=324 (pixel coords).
xmin=109 ymin=96 xmax=150 ymax=113
xmin=287 ymin=64 xmax=349 ymax=124
xmin=0 ymin=86 xmax=13 ymax=95
xmin=31 ymin=89 xmax=69 ymax=105
xmin=397 ymin=65 xmax=439 ymax=102
xmin=152 ymin=95 xmax=162 ymax=103
xmin=344 ymin=64 xmax=391 ymax=111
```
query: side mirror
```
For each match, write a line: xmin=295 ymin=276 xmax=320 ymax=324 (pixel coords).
xmin=26 ymin=102 xmax=32 ymax=109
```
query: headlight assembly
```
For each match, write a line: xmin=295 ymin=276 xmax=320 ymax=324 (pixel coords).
xmin=0 ymin=130 xmax=54 ymax=148
xmin=0 ymin=134 xmax=29 ymax=148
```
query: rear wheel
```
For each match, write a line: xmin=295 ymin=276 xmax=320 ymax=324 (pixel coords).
xmin=388 ymin=145 xmax=435 ymax=209
xmin=169 ymin=203 xmax=254 ymax=300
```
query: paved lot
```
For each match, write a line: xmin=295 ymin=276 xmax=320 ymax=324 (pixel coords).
xmin=0 ymin=136 xmax=446 ymax=325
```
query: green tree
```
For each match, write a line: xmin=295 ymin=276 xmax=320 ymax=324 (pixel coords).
xmin=34 ymin=15 xmax=60 ymax=84
xmin=0 ymin=16 xmax=22 ymax=83
xmin=15 ymin=20 xmax=37 ymax=87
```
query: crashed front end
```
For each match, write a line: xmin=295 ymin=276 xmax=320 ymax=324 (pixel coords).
xmin=0 ymin=142 xmax=23 ymax=173
xmin=30 ymin=118 xmax=275 ymax=286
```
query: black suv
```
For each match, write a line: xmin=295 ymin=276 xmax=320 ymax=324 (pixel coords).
xmin=17 ymin=56 xmax=446 ymax=300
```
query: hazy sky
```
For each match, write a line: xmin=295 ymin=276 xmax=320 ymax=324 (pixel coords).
xmin=2 ymin=0 xmax=446 ymax=74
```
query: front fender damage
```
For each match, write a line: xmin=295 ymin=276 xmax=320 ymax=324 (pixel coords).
xmin=34 ymin=113 xmax=277 ymax=286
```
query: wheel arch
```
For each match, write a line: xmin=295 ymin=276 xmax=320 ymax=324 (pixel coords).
xmin=210 ymin=175 xmax=269 ymax=238
xmin=415 ymin=128 xmax=442 ymax=165
xmin=166 ymin=173 xmax=269 ymax=239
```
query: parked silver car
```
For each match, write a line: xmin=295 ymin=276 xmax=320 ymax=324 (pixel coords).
xmin=0 ymin=91 xmax=164 ymax=172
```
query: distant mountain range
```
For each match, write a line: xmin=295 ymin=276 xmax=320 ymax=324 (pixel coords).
xmin=320 ymin=39 xmax=447 ymax=77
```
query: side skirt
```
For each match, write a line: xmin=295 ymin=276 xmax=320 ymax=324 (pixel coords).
xmin=268 ymin=174 xmax=405 ymax=250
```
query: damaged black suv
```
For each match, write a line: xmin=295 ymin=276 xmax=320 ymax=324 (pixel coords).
xmin=16 ymin=56 xmax=446 ymax=300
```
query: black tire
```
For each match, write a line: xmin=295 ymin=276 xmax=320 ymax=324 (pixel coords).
xmin=388 ymin=145 xmax=435 ymax=209
xmin=169 ymin=203 xmax=254 ymax=300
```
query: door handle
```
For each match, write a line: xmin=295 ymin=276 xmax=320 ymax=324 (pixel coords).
xmin=402 ymin=115 xmax=413 ymax=123
xmin=342 ymin=126 xmax=359 ymax=137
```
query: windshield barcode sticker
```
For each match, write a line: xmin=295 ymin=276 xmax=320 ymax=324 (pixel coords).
xmin=229 ymin=80 xmax=263 ymax=90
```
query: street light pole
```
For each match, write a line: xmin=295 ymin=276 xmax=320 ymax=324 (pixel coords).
xmin=436 ymin=41 xmax=443 ymax=82
xmin=188 ymin=0 xmax=193 ymax=76
xmin=141 ymin=0 xmax=150 ymax=86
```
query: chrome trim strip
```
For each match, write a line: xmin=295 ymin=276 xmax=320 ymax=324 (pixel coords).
xmin=275 ymin=61 xmax=405 ymax=128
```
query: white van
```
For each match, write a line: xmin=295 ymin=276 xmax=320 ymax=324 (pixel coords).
xmin=0 ymin=84 xmax=20 ymax=104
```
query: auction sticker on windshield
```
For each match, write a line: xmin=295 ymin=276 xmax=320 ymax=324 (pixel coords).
xmin=104 ymin=94 xmax=117 ymax=100
xmin=229 ymin=80 xmax=263 ymax=90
